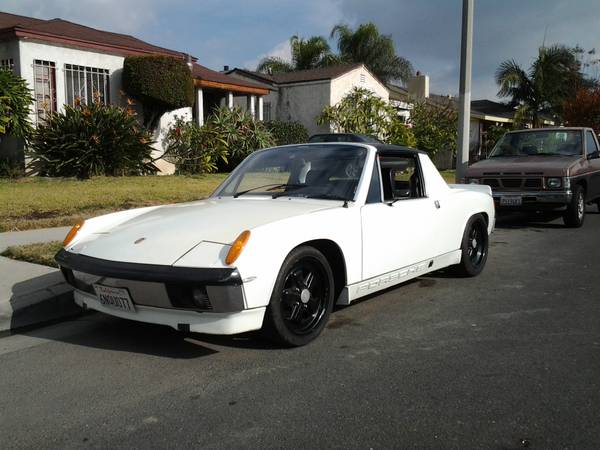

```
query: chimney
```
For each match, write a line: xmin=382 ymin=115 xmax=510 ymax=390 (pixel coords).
xmin=185 ymin=53 xmax=193 ymax=70
xmin=223 ymin=65 xmax=230 ymax=72
xmin=407 ymin=72 xmax=429 ymax=99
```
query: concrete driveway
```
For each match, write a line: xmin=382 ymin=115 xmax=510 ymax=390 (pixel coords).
xmin=1 ymin=212 xmax=599 ymax=449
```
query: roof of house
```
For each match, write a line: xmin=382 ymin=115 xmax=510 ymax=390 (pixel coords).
xmin=192 ymin=63 xmax=270 ymax=94
xmin=0 ymin=11 xmax=185 ymax=57
xmin=0 ymin=11 xmax=270 ymax=94
xmin=228 ymin=64 xmax=366 ymax=86
xmin=470 ymin=99 xmax=516 ymax=120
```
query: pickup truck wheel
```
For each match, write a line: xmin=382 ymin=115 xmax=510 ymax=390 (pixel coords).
xmin=563 ymin=185 xmax=585 ymax=228
xmin=453 ymin=214 xmax=489 ymax=277
xmin=262 ymin=246 xmax=334 ymax=347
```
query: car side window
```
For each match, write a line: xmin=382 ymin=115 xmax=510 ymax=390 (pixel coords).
xmin=585 ymin=130 xmax=599 ymax=156
xmin=366 ymin=159 xmax=382 ymax=203
xmin=379 ymin=156 xmax=425 ymax=202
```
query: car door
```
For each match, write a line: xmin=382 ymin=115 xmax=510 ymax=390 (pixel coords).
xmin=360 ymin=154 xmax=440 ymax=280
xmin=584 ymin=130 xmax=600 ymax=200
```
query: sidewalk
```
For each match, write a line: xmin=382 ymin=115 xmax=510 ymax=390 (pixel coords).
xmin=0 ymin=227 xmax=80 ymax=334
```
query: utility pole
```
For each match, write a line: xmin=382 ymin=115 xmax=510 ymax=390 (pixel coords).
xmin=456 ymin=0 xmax=474 ymax=183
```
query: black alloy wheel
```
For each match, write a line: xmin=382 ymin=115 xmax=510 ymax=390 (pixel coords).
xmin=263 ymin=246 xmax=334 ymax=346
xmin=453 ymin=214 xmax=489 ymax=277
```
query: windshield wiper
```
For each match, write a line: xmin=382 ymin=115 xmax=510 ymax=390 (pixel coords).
xmin=233 ymin=183 xmax=304 ymax=198
xmin=304 ymin=193 xmax=350 ymax=207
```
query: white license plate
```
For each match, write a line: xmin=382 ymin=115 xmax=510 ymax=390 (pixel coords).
xmin=500 ymin=196 xmax=522 ymax=206
xmin=93 ymin=284 xmax=135 ymax=312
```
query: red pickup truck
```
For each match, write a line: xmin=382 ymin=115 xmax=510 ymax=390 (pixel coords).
xmin=465 ymin=127 xmax=600 ymax=227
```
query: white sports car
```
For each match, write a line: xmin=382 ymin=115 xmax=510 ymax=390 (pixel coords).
xmin=56 ymin=143 xmax=494 ymax=346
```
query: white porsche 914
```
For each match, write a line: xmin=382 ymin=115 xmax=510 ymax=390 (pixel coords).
xmin=56 ymin=143 xmax=494 ymax=346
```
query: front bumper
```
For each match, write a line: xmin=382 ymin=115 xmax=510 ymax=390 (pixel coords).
xmin=492 ymin=190 xmax=572 ymax=210
xmin=56 ymin=249 xmax=265 ymax=334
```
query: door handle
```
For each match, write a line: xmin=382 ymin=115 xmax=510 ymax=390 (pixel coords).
xmin=434 ymin=200 xmax=441 ymax=209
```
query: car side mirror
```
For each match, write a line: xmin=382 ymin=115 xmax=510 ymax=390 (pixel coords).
xmin=587 ymin=151 xmax=600 ymax=160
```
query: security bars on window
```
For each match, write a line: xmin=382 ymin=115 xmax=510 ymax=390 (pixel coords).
xmin=33 ymin=59 xmax=57 ymax=123
xmin=64 ymin=64 xmax=110 ymax=106
xmin=0 ymin=58 xmax=14 ymax=71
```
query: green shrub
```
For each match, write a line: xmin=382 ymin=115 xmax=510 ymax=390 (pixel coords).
xmin=318 ymin=87 xmax=393 ymax=137
xmin=0 ymin=157 xmax=25 ymax=178
xmin=264 ymin=120 xmax=309 ymax=145
xmin=0 ymin=69 xmax=34 ymax=141
xmin=387 ymin=118 xmax=417 ymax=147
xmin=29 ymin=102 xmax=156 ymax=178
xmin=208 ymin=107 xmax=275 ymax=170
xmin=122 ymin=55 xmax=194 ymax=129
xmin=408 ymin=100 xmax=458 ymax=156
xmin=164 ymin=108 xmax=275 ymax=173
xmin=163 ymin=117 xmax=228 ymax=174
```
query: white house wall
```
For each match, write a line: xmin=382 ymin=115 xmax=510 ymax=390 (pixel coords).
xmin=277 ymin=81 xmax=330 ymax=135
xmin=18 ymin=39 xmax=126 ymax=124
xmin=330 ymin=66 xmax=389 ymax=106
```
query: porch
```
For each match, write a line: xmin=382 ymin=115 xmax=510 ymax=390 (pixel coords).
xmin=191 ymin=63 xmax=271 ymax=125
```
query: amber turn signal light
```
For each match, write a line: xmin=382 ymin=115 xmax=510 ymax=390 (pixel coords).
xmin=226 ymin=230 xmax=251 ymax=265
xmin=63 ymin=220 xmax=85 ymax=246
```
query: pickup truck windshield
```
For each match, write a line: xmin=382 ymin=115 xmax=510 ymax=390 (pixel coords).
xmin=214 ymin=144 xmax=367 ymax=201
xmin=490 ymin=130 xmax=583 ymax=157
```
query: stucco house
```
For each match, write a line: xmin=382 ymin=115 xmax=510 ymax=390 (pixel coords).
xmin=226 ymin=64 xmax=389 ymax=136
xmin=0 ymin=11 xmax=270 ymax=173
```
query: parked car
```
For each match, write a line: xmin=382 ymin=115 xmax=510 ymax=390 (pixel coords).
xmin=465 ymin=127 xmax=600 ymax=227
xmin=308 ymin=133 xmax=383 ymax=143
xmin=56 ymin=143 xmax=494 ymax=346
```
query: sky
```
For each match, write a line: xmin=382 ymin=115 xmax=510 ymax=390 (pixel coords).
xmin=3 ymin=0 xmax=600 ymax=100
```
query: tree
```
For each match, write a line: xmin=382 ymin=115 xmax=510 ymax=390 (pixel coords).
xmin=318 ymin=87 xmax=392 ymax=135
xmin=408 ymin=100 xmax=458 ymax=156
xmin=317 ymin=87 xmax=415 ymax=146
xmin=0 ymin=69 xmax=34 ymax=141
xmin=495 ymin=45 xmax=591 ymax=127
xmin=330 ymin=22 xmax=413 ymax=83
xmin=122 ymin=55 xmax=194 ymax=129
xmin=563 ymin=88 xmax=600 ymax=132
xmin=257 ymin=35 xmax=338 ymax=74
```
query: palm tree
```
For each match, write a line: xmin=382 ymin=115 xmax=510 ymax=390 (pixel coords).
xmin=496 ymin=45 xmax=586 ymax=127
xmin=330 ymin=23 xmax=413 ymax=83
xmin=257 ymin=35 xmax=338 ymax=74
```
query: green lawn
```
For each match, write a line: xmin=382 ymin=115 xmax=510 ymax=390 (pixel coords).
xmin=439 ymin=170 xmax=456 ymax=183
xmin=0 ymin=174 xmax=228 ymax=232
xmin=1 ymin=241 xmax=63 ymax=267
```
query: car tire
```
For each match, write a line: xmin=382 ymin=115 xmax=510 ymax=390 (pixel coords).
xmin=563 ymin=185 xmax=585 ymax=228
xmin=262 ymin=246 xmax=335 ymax=347
xmin=452 ymin=214 xmax=489 ymax=277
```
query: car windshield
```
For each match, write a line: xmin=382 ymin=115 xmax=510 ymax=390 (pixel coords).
xmin=214 ymin=144 xmax=368 ymax=201
xmin=489 ymin=130 xmax=583 ymax=157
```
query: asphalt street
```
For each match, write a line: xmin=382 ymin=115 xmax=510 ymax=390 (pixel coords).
xmin=1 ymin=210 xmax=599 ymax=449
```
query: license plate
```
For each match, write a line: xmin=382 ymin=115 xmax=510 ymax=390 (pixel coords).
xmin=93 ymin=284 xmax=135 ymax=312
xmin=500 ymin=196 xmax=522 ymax=206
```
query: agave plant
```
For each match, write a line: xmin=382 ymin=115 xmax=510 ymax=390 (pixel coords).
xmin=29 ymin=102 xmax=156 ymax=178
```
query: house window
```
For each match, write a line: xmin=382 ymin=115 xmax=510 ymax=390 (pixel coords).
xmin=33 ymin=59 xmax=57 ymax=123
xmin=263 ymin=101 xmax=272 ymax=121
xmin=0 ymin=58 xmax=14 ymax=71
xmin=65 ymin=64 xmax=110 ymax=106
xmin=360 ymin=73 xmax=366 ymax=83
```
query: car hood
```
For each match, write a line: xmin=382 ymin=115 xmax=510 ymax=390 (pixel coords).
xmin=73 ymin=197 xmax=337 ymax=265
xmin=466 ymin=155 xmax=581 ymax=177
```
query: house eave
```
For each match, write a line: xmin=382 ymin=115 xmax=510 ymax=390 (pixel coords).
xmin=4 ymin=26 xmax=189 ymax=59
xmin=194 ymin=79 xmax=270 ymax=96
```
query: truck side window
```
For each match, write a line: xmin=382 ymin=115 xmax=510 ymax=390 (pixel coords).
xmin=585 ymin=130 xmax=599 ymax=156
